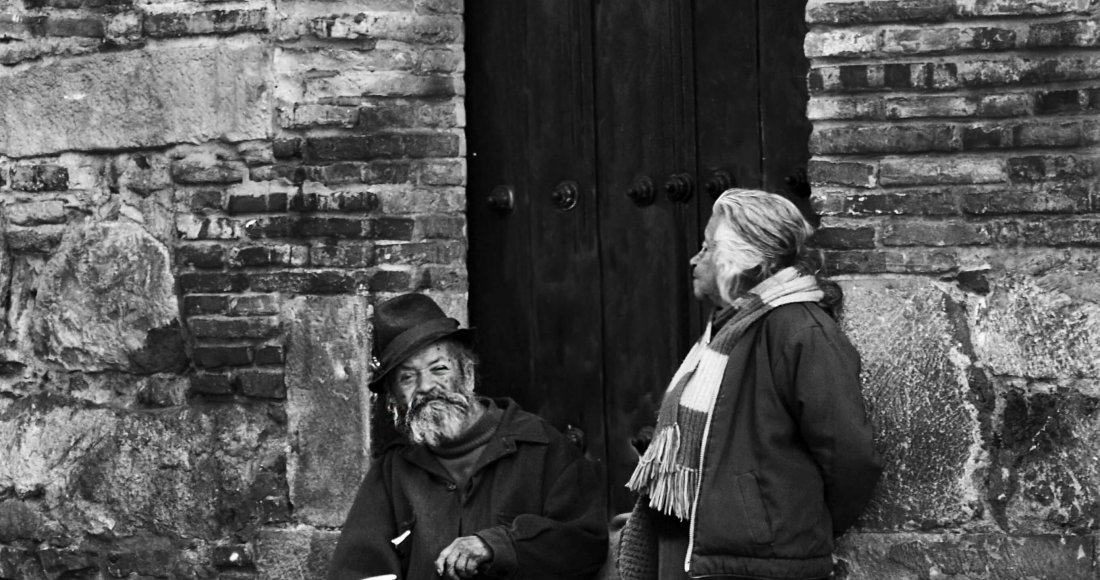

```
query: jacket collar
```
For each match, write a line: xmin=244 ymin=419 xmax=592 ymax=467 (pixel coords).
xmin=392 ymin=397 xmax=548 ymax=478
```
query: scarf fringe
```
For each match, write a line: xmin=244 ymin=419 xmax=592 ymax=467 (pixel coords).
xmin=625 ymin=424 xmax=697 ymax=520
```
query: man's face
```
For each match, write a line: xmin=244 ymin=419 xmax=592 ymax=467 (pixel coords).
xmin=386 ymin=342 xmax=474 ymax=447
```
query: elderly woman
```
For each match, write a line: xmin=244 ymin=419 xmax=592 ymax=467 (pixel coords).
xmin=620 ymin=190 xmax=882 ymax=580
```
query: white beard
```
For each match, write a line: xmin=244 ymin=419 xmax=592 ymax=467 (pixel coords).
xmin=390 ymin=384 xmax=474 ymax=447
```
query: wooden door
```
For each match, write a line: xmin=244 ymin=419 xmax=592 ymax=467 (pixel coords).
xmin=466 ymin=0 xmax=810 ymax=514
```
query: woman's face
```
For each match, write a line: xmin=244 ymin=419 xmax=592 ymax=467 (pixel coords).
xmin=690 ymin=218 xmax=723 ymax=306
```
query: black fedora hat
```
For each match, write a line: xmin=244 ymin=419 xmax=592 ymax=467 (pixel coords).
xmin=369 ymin=293 xmax=474 ymax=392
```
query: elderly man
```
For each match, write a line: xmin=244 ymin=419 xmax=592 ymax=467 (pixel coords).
xmin=329 ymin=293 xmax=608 ymax=580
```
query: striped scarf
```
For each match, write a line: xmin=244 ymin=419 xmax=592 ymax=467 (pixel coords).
xmin=625 ymin=267 xmax=825 ymax=519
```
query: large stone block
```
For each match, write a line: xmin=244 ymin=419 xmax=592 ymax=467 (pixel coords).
xmin=285 ymin=295 xmax=372 ymax=527
xmin=0 ymin=44 xmax=270 ymax=157
xmin=972 ymin=258 xmax=1100 ymax=379
xmin=32 ymin=221 xmax=184 ymax=373
xmin=992 ymin=382 xmax=1100 ymax=534
xmin=841 ymin=279 xmax=984 ymax=530
xmin=835 ymin=532 xmax=1097 ymax=580
xmin=254 ymin=526 xmax=339 ymax=580
xmin=0 ymin=394 xmax=287 ymax=541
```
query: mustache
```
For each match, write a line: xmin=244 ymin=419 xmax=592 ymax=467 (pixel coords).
xmin=407 ymin=387 xmax=471 ymax=416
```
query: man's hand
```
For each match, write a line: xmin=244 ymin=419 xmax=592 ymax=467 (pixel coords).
xmin=435 ymin=536 xmax=493 ymax=580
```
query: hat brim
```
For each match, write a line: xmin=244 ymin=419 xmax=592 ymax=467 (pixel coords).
xmin=368 ymin=324 xmax=474 ymax=392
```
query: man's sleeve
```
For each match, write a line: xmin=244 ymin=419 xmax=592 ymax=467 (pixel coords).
xmin=779 ymin=323 xmax=883 ymax=536
xmin=328 ymin=458 xmax=404 ymax=580
xmin=474 ymin=453 xmax=609 ymax=578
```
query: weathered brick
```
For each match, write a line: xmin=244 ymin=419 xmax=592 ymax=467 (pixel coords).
xmin=961 ymin=185 xmax=1091 ymax=215
xmin=806 ymin=0 xmax=954 ymax=25
xmin=248 ymin=271 xmax=371 ymax=294
xmin=308 ymin=13 xmax=461 ymax=44
xmin=190 ymin=372 xmax=233 ymax=396
xmin=362 ymin=160 xmax=413 ymax=184
xmin=413 ymin=265 xmax=466 ymax=291
xmin=1013 ymin=121 xmax=1082 ymax=148
xmin=1026 ymin=19 xmax=1100 ymax=48
xmin=227 ymin=294 xmax=280 ymax=316
xmin=144 ymin=9 xmax=267 ymax=37
xmin=371 ymin=217 xmax=416 ymax=240
xmin=289 ymin=189 xmax=379 ymax=213
xmin=237 ymin=370 xmax=286 ymax=399
xmin=358 ymin=99 xmax=459 ymax=129
xmin=882 ymin=220 xmax=992 ymax=246
xmin=183 ymin=295 xmax=228 ymax=316
xmin=1018 ymin=217 xmax=1100 ymax=247
xmin=961 ymin=125 xmax=1011 ymax=150
xmin=880 ymin=27 xmax=1014 ymax=55
xmin=9 ymin=165 xmax=69 ymax=192
xmin=281 ymin=104 xmax=358 ymax=129
xmin=804 ymin=29 xmax=879 ymax=58
xmin=177 ymin=215 xmax=242 ymax=240
xmin=812 ymin=225 xmax=877 ymax=249
xmin=273 ymin=138 xmax=302 ymax=160
xmin=5 ymin=225 xmax=65 ymax=252
xmin=374 ymin=187 xmax=464 ymax=216
xmin=188 ymin=316 xmax=281 ymax=339
xmin=418 ymin=48 xmax=462 ymax=73
xmin=193 ymin=345 xmax=253 ymax=369
xmin=807 ymin=95 xmax=884 ymax=121
xmin=416 ymin=0 xmax=461 ymax=14
xmin=310 ymin=243 xmax=375 ymax=268
xmin=807 ymin=159 xmax=877 ymax=188
xmin=373 ymin=241 xmax=465 ymax=265
xmin=227 ymin=192 xmax=289 ymax=214
xmin=884 ymin=95 xmax=977 ymax=119
xmin=43 ymin=15 xmax=106 ymax=37
xmin=171 ymin=156 xmax=245 ymax=185
xmin=305 ymin=163 xmax=367 ymax=185
xmin=1008 ymin=155 xmax=1094 ymax=182
xmin=227 ymin=245 xmax=307 ymax=268
xmin=1035 ymin=89 xmax=1085 ymax=114
xmin=303 ymin=133 xmax=460 ymax=163
xmin=815 ymin=190 xmax=959 ymax=216
xmin=370 ymin=269 xmax=412 ymax=292
xmin=416 ymin=159 xmax=465 ymax=186
xmin=415 ymin=215 xmax=463 ymax=239
xmin=186 ymin=190 xmax=224 ymax=212
xmin=822 ymin=249 xmax=887 ymax=274
xmin=5 ymin=201 xmax=67 ymax=226
xmin=177 ymin=244 xmax=227 ymax=269
xmin=958 ymin=0 xmax=1092 ymax=17
xmin=978 ymin=93 xmax=1033 ymax=117
xmin=810 ymin=124 xmax=957 ymax=155
xmin=814 ymin=57 xmax=1100 ymax=93
xmin=254 ymin=345 xmax=284 ymax=365
xmin=178 ymin=272 xmax=250 ymax=293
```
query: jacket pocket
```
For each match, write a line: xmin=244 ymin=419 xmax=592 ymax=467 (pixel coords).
xmin=734 ymin=472 xmax=774 ymax=545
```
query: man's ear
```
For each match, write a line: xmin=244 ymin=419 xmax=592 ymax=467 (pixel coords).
xmin=462 ymin=359 xmax=476 ymax=392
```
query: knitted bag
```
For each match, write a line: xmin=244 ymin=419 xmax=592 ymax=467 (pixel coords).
xmin=616 ymin=497 xmax=658 ymax=580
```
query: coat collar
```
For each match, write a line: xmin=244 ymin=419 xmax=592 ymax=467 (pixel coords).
xmin=391 ymin=397 xmax=549 ymax=479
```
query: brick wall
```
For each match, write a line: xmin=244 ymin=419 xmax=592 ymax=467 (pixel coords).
xmin=804 ymin=0 xmax=1100 ymax=577
xmin=0 ymin=0 xmax=465 ymax=577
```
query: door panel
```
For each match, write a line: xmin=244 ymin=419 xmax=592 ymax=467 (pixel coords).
xmin=524 ymin=0 xmax=605 ymax=457
xmin=593 ymin=0 xmax=701 ymax=513
xmin=466 ymin=2 xmax=534 ymax=406
xmin=465 ymin=0 xmax=809 ymax=514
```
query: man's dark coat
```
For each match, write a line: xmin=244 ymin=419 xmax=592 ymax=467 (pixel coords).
xmin=329 ymin=398 xmax=608 ymax=580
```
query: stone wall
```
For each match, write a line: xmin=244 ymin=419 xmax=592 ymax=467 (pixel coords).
xmin=805 ymin=0 xmax=1100 ymax=577
xmin=0 ymin=0 xmax=465 ymax=577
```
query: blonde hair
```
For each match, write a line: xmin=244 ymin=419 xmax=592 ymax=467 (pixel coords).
xmin=709 ymin=189 xmax=816 ymax=305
